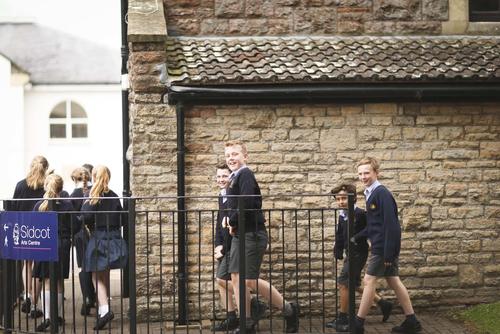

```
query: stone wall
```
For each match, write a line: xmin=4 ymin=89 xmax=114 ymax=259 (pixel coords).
xmin=163 ymin=0 xmax=449 ymax=35
xmin=128 ymin=45 xmax=500 ymax=316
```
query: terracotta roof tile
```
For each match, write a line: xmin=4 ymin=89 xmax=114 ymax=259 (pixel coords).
xmin=166 ymin=36 xmax=500 ymax=86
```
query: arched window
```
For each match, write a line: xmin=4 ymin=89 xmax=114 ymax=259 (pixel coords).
xmin=49 ymin=100 xmax=88 ymax=139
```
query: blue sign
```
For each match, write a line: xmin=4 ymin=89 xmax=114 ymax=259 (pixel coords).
xmin=0 ymin=212 xmax=58 ymax=261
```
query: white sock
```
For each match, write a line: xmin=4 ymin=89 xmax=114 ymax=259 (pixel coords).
xmin=98 ymin=304 xmax=109 ymax=317
xmin=42 ymin=291 xmax=51 ymax=320
xmin=58 ymin=293 xmax=63 ymax=318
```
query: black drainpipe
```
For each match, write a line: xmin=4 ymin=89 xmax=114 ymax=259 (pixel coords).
xmin=121 ymin=0 xmax=130 ymax=198
xmin=120 ymin=0 xmax=131 ymax=299
xmin=176 ymin=102 xmax=188 ymax=325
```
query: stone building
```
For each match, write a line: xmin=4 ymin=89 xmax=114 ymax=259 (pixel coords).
xmin=126 ymin=0 xmax=500 ymax=319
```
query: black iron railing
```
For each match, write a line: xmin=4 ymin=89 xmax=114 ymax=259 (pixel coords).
xmin=0 ymin=194 xmax=357 ymax=334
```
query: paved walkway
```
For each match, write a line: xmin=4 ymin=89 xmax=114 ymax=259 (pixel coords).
xmin=6 ymin=265 xmax=471 ymax=333
xmin=9 ymin=308 xmax=472 ymax=333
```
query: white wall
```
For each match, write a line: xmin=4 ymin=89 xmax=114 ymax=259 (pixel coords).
xmin=23 ymin=84 xmax=123 ymax=197
xmin=0 ymin=55 xmax=26 ymax=201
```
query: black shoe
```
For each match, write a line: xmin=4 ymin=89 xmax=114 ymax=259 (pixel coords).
xmin=379 ymin=299 xmax=393 ymax=322
xmin=212 ymin=317 xmax=239 ymax=331
xmin=231 ymin=319 xmax=255 ymax=334
xmin=35 ymin=319 xmax=50 ymax=332
xmin=325 ymin=318 xmax=349 ymax=331
xmin=285 ymin=302 xmax=300 ymax=333
xmin=21 ymin=297 xmax=31 ymax=313
xmin=392 ymin=318 xmax=422 ymax=333
xmin=354 ymin=317 xmax=365 ymax=334
xmin=80 ymin=301 xmax=95 ymax=316
xmin=94 ymin=311 xmax=114 ymax=330
xmin=250 ymin=297 xmax=267 ymax=321
xmin=30 ymin=308 xmax=44 ymax=318
xmin=354 ymin=324 xmax=364 ymax=334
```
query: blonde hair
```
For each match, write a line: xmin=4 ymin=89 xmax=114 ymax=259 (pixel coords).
xmin=225 ymin=140 xmax=247 ymax=154
xmin=357 ymin=157 xmax=380 ymax=173
xmin=88 ymin=165 xmax=111 ymax=205
xmin=26 ymin=156 xmax=49 ymax=190
xmin=38 ymin=174 xmax=63 ymax=212
xmin=71 ymin=167 xmax=91 ymax=193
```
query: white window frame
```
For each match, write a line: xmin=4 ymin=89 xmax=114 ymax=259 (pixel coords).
xmin=49 ymin=100 xmax=88 ymax=140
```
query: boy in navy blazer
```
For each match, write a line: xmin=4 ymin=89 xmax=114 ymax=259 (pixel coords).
xmin=223 ymin=140 xmax=299 ymax=334
xmin=354 ymin=157 xmax=421 ymax=334
xmin=327 ymin=183 xmax=392 ymax=331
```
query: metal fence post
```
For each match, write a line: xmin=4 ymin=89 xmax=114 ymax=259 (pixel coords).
xmin=347 ymin=193 xmax=355 ymax=334
xmin=2 ymin=200 xmax=14 ymax=333
xmin=48 ymin=199 xmax=58 ymax=334
xmin=128 ymin=198 xmax=137 ymax=334
xmin=4 ymin=259 xmax=14 ymax=334
xmin=238 ymin=196 xmax=246 ymax=334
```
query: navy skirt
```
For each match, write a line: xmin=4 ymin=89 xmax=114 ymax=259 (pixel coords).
xmin=83 ymin=229 xmax=128 ymax=272
xmin=33 ymin=237 xmax=72 ymax=279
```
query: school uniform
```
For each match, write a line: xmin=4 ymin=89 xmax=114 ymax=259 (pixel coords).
xmin=225 ymin=166 xmax=267 ymax=279
xmin=334 ymin=207 xmax=368 ymax=287
xmin=7 ymin=179 xmax=46 ymax=299
xmin=70 ymin=187 xmax=96 ymax=312
xmin=364 ymin=181 xmax=401 ymax=277
xmin=32 ymin=199 xmax=77 ymax=279
xmin=215 ymin=191 xmax=232 ymax=280
xmin=70 ymin=187 xmax=91 ymax=267
xmin=8 ymin=179 xmax=45 ymax=211
xmin=81 ymin=190 xmax=128 ymax=272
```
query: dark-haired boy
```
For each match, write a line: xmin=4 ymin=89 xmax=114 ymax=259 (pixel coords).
xmin=354 ymin=157 xmax=421 ymax=334
xmin=326 ymin=184 xmax=392 ymax=332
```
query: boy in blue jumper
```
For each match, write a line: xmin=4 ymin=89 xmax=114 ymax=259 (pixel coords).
xmin=326 ymin=183 xmax=392 ymax=332
xmin=354 ymin=157 xmax=421 ymax=334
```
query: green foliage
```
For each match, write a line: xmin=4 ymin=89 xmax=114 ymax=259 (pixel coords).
xmin=458 ymin=302 xmax=500 ymax=334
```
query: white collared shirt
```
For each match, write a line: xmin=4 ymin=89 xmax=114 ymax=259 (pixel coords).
xmin=220 ymin=188 xmax=227 ymax=203
xmin=229 ymin=165 xmax=248 ymax=182
xmin=339 ymin=205 xmax=358 ymax=220
xmin=364 ymin=180 xmax=381 ymax=201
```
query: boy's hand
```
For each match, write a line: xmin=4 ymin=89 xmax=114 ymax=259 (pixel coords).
xmin=222 ymin=217 xmax=230 ymax=228
xmin=214 ymin=245 xmax=224 ymax=260
xmin=229 ymin=225 xmax=237 ymax=236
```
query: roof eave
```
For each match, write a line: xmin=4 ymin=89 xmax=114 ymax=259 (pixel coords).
xmin=166 ymin=82 xmax=500 ymax=105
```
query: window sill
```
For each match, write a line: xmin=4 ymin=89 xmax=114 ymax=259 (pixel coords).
xmin=49 ymin=138 xmax=90 ymax=145
xmin=467 ymin=22 xmax=500 ymax=34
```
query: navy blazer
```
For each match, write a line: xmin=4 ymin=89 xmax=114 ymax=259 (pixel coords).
xmin=34 ymin=199 xmax=79 ymax=238
xmin=8 ymin=179 xmax=45 ymax=211
xmin=81 ymin=190 xmax=124 ymax=232
xmin=365 ymin=185 xmax=401 ymax=262
xmin=226 ymin=168 xmax=266 ymax=233
xmin=215 ymin=196 xmax=232 ymax=255
xmin=334 ymin=207 xmax=369 ymax=259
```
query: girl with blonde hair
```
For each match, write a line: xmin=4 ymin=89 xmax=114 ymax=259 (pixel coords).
xmin=32 ymin=174 xmax=76 ymax=332
xmin=81 ymin=166 xmax=128 ymax=330
xmin=10 ymin=156 xmax=49 ymax=318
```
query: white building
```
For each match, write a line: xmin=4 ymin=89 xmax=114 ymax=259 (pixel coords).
xmin=0 ymin=22 xmax=123 ymax=202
